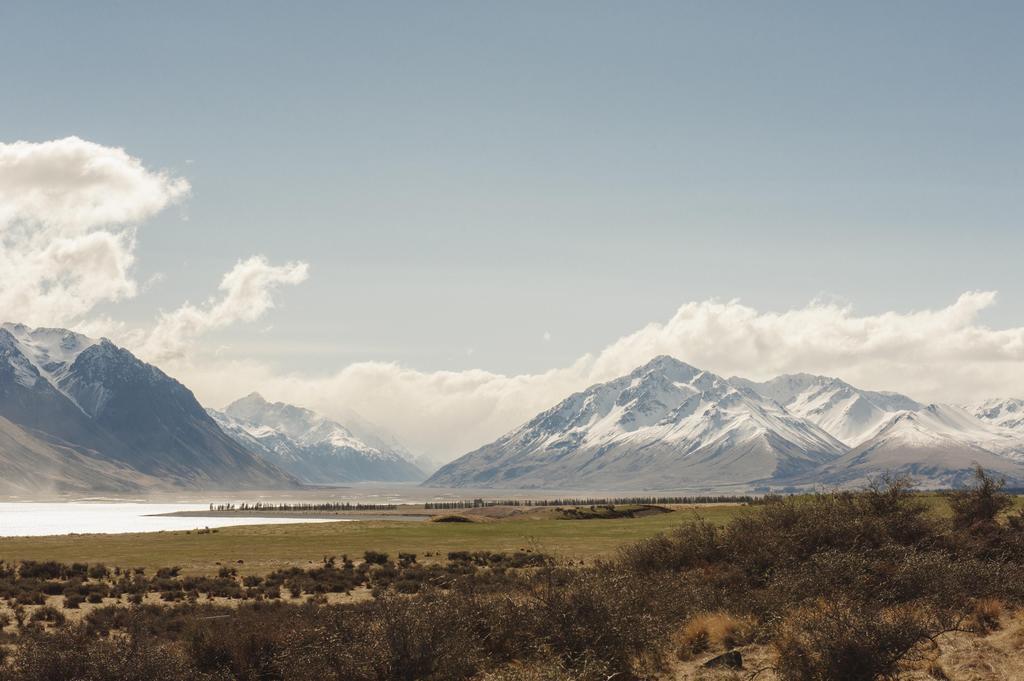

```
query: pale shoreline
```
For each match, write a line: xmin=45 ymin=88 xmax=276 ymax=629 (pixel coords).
xmin=151 ymin=509 xmax=431 ymax=522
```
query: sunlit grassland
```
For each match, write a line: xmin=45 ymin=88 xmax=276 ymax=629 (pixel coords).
xmin=2 ymin=493 xmax=1020 ymax=577
xmin=0 ymin=504 xmax=746 ymax=575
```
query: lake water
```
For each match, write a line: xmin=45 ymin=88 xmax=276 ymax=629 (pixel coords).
xmin=0 ymin=484 xmax=667 ymax=537
xmin=0 ymin=502 xmax=341 ymax=537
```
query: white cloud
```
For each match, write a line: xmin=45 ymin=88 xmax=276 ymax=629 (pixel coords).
xmin=0 ymin=137 xmax=308 ymax=360
xmin=173 ymin=291 xmax=1024 ymax=462
xmin=0 ymin=137 xmax=189 ymax=326
xmin=135 ymin=256 xmax=309 ymax=362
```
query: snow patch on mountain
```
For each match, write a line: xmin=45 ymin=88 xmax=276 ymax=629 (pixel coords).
xmin=731 ymin=373 xmax=922 ymax=446
xmin=810 ymin=406 xmax=1024 ymax=488
xmin=971 ymin=398 xmax=1024 ymax=432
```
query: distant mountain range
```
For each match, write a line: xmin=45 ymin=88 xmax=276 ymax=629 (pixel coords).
xmin=4 ymin=322 xmax=1024 ymax=494
xmin=209 ymin=393 xmax=423 ymax=484
xmin=0 ymin=323 xmax=424 ymax=495
xmin=426 ymin=356 xmax=1024 ymax=490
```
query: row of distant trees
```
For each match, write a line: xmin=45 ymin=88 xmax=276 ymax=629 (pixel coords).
xmin=424 ymin=495 xmax=756 ymax=509
xmin=206 ymin=495 xmax=758 ymax=513
xmin=208 ymin=502 xmax=398 ymax=511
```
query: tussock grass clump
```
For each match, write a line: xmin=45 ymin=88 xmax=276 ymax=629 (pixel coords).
xmin=675 ymin=612 xmax=756 ymax=660
xmin=967 ymin=598 xmax=1004 ymax=633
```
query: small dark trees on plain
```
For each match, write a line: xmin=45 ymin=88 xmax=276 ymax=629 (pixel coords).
xmin=363 ymin=551 xmax=389 ymax=565
xmin=947 ymin=466 xmax=1014 ymax=530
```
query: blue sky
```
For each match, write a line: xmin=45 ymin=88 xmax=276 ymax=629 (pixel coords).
xmin=3 ymin=3 xmax=1024 ymax=455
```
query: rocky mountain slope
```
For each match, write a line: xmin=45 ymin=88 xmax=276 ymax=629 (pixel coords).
xmin=0 ymin=323 xmax=298 ymax=492
xmin=972 ymin=398 xmax=1024 ymax=432
xmin=0 ymin=415 xmax=162 ymax=496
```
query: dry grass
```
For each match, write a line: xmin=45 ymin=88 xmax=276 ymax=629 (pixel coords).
xmin=908 ymin=612 xmax=1024 ymax=680
xmin=674 ymin=613 xmax=756 ymax=661
xmin=667 ymin=609 xmax=1024 ymax=681
xmin=924 ymin=659 xmax=950 ymax=679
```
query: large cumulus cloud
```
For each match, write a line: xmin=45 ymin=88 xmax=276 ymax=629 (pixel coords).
xmin=0 ymin=137 xmax=190 ymax=325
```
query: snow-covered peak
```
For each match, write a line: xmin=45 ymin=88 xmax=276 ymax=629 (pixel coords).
xmin=223 ymin=394 xmax=403 ymax=461
xmin=0 ymin=323 xmax=101 ymax=409
xmin=516 ymin=358 xmax=844 ymax=463
xmin=631 ymin=355 xmax=703 ymax=382
xmin=1 ymin=323 xmax=98 ymax=369
xmin=214 ymin=397 xmax=425 ymax=483
xmin=524 ymin=356 xmax=738 ymax=443
xmin=732 ymin=372 xmax=844 ymax=406
xmin=0 ymin=329 xmax=42 ymax=388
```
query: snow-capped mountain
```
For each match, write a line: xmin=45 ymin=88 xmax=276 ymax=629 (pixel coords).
xmin=426 ymin=356 xmax=847 ymax=489
xmin=0 ymin=323 xmax=298 ymax=492
xmin=427 ymin=358 xmax=1024 ymax=491
xmin=210 ymin=393 xmax=424 ymax=483
xmin=808 ymin=405 xmax=1024 ymax=488
xmin=731 ymin=373 xmax=922 ymax=446
xmin=971 ymin=398 xmax=1024 ymax=432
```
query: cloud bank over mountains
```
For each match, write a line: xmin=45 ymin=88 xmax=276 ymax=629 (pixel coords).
xmin=3 ymin=136 xmax=1024 ymax=462
xmin=196 ymin=291 xmax=1024 ymax=461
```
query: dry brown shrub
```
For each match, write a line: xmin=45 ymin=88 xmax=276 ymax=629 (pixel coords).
xmin=947 ymin=466 xmax=1013 ymax=530
xmin=773 ymin=599 xmax=951 ymax=681
xmin=476 ymin=656 xmax=613 ymax=681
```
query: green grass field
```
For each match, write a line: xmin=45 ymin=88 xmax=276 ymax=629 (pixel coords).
xmin=3 ymin=493 xmax=1019 ymax=577
xmin=0 ymin=504 xmax=746 ymax=575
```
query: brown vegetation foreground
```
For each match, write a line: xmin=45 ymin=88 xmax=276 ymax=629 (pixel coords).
xmin=2 ymin=469 xmax=1024 ymax=681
